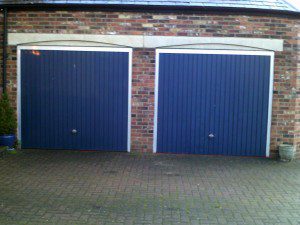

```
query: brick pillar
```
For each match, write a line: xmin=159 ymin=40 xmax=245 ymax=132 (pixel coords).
xmin=131 ymin=48 xmax=155 ymax=152
xmin=294 ymin=21 xmax=300 ymax=158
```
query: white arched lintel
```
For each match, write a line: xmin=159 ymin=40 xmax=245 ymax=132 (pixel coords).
xmin=8 ymin=33 xmax=283 ymax=51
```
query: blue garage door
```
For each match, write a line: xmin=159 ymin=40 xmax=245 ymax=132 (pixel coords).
xmin=156 ymin=51 xmax=272 ymax=156
xmin=21 ymin=48 xmax=130 ymax=151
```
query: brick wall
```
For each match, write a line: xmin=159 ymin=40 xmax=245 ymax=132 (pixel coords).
xmin=131 ymin=49 xmax=155 ymax=152
xmin=4 ymin=10 xmax=300 ymax=157
xmin=295 ymin=22 xmax=300 ymax=156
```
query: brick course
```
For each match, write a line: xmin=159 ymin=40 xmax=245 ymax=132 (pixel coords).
xmin=2 ymin=10 xmax=299 ymax=157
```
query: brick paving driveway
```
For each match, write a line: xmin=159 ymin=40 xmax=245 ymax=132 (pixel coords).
xmin=0 ymin=150 xmax=299 ymax=225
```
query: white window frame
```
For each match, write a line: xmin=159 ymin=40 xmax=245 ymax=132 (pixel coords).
xmin=153 ymin=49 xmax=274 ymax=157
xmin=17 ymin=46 xmax=132 ymax=152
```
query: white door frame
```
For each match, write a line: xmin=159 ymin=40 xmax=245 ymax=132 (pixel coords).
xmin=153 ymin=49 xmax=274 ymax=157
xmin=17 ymin=46 xmax=132 ymax=152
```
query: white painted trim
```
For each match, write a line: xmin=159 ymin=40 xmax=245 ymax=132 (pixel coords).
xmin=162 ymin=44 xmax=266 ymax=51
xmin=153 ymin=50 xmax=160 ymax=153
xmin=266 ymin=52 xmax=275 ymax=157
xmin=17 ymin=45 xmax=132 ymax=53
xmin=153 ymin=49 xmax=274 ymax=157
xmin=17 ymin=47 xmax=21 ymax=142
xmin=9 ymin=33 xmax=284 ymax=51
xmin=127 ymin=49 xmax=133 ymax=153
xmin=17 ymin=45 xmax=132 ymax=152
xmin=156 ymin=49 xmax=275 ymax=56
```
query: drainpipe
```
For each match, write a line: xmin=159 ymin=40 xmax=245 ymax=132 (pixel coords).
xmin=2 ymin=8 xmax=7 ymax=94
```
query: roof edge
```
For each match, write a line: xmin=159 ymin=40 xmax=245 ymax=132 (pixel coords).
xmin=282 ymin=0 xmax=299 ymax=11
xmin=0 ymin=4 xmax=300 ymax=17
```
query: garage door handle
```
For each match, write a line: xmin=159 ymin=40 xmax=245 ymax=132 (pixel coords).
xmin=71 ymin=129 xmax=77 ymax=134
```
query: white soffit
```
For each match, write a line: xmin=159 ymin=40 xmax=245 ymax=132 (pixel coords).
xmin=8 ymin=33 xmax=284 ymax=51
